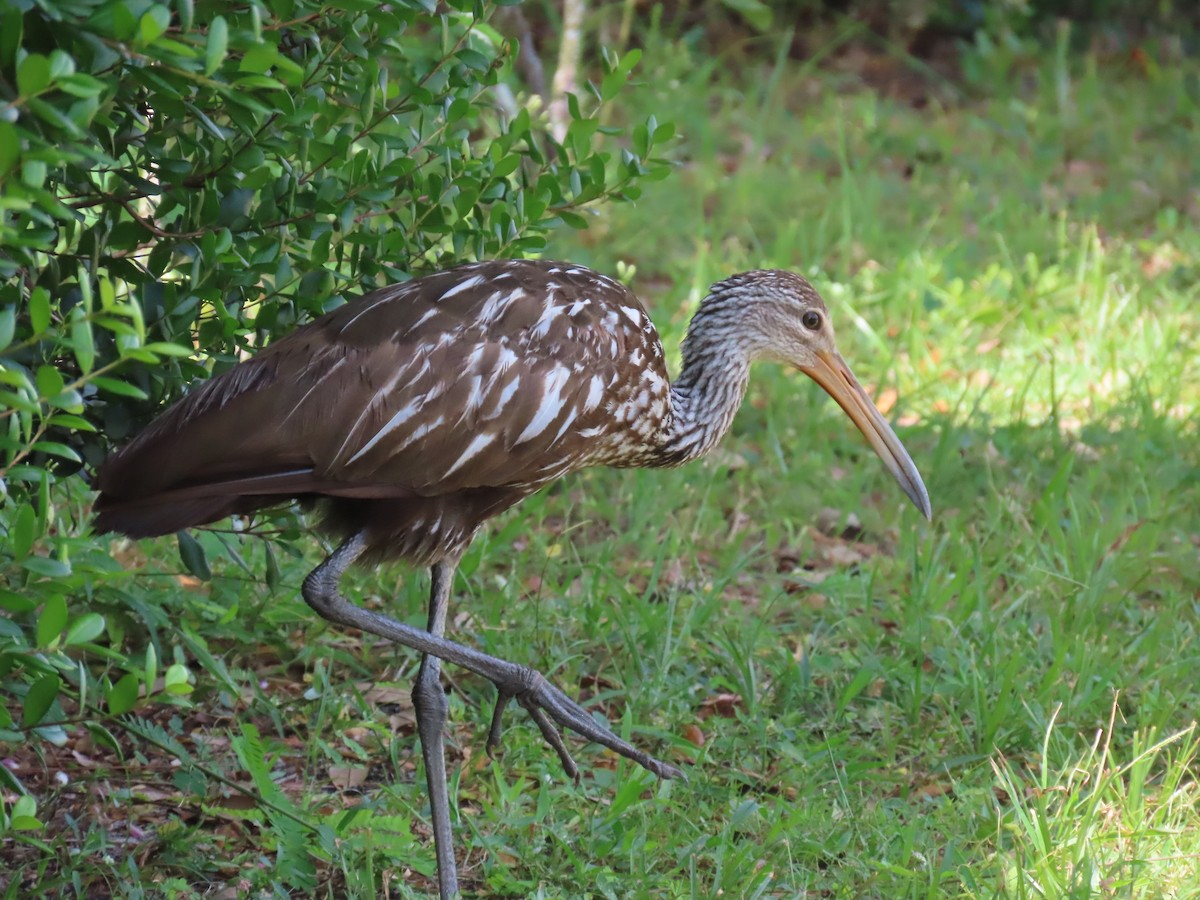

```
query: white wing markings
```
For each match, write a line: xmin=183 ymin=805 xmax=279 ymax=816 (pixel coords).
xmin=405 ymin=307 xmax=439 ymax=334
xmin=478 ymin=288 xmax=524 ymax=324
xmin=550 ymin=406 xmax=580 ymax=444
xmin=489 ymin=373 xmax=522 ymax=419
xmin=583 ymin=374 xmax=605 ymax=411
xmin=515 ymin=367 xmax=570 ymax=444
xmin=441 ymin=432 xmax=497 ymax=478
xmin=439 ymin=274 xmax=485 ymax=300
xmin=464 ymin=375 xmax=485 ymax=413
xmin=346 ymin=399 xmax=421 ymax=464
xmin=388 ymin=414 xmax=446 ymax=458
xmin=530 ymin=301 xmax=563 ymax=339
xmin=337 ymin=283 xmax=418 ymax=335
xmin=278 ymin=356 xmax=348 ymax=427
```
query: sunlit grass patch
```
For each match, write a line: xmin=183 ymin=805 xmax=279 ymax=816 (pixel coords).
xmin=989 ymin=703 xmax=1200 ymax=897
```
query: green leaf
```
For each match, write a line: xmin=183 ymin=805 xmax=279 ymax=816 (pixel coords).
xmin=16 ymin=54 xmax=50 ymax=98
xmin=98 ymin=277 xmax=115 ymax=310
xmin=47 ymin=50 xmax=75 ymax=81
xmin=836 ymin=666 xmax=877 ymax=717
xmin=557 ymin=210 xmax=589 ymax=229
xmin=144 ymin=643 xmax=158 ymax=692
xmin=11 ymin=502 xmax=36 ymax=558
xmin=177 ymin=0 xmax=194 ymax=32
xmin=65 ymin=613 xmax=106 ymax=646
xmin=107 ymin=672 xmax=140 ymax=715
xmin=45 ymin=389 xmax=84 ymax=411
xmin=139 ymin=5 xmax=171 ymax=45
xmin=58 ymin=73 xmax=105 ymax=99
xmin=22 ymin=556 xmax=72 ymax=578
xmin=46 ymin=413 xmax=96 ymax=432
xmin=0 ymin=121 xmax=18 ymax=178
xmin=21 ymin=158 xmax=47 ymax=188
xmin=234 ymin=75 xmax=285 ymax=91
xmin=116 ymin=348 xmax=159 ymax=364
xmin=0 ymin=6 xmax=21 ymax=68
xmin=632 ymin=122 xmax=649 ymax=158
xmin=240 ymin=45 xmax=278 ymax=74
xmin=35 ymin=364 xmax=65 ymax=400
xmin=457 ymin=48 xmax=491 ymax=72
xmin=164 ymin=663 xmax=193 ymax=695
xmin=600 ymin=70 xmax=625 ymax=103
xmin=177 ymin=531 xmax=212 ymax=581
xmin=0 ymin=389 xmax=38 ymax=414
xmin=70 ymin=307 xmax=95 ymax=373
xmin=0 ymin=590 xmax=37 ymax=614
xmin=142 ymin=341 xmax=194 ymax=358
xmin=36 ymin=595 xmax=68 ymax=647
xmin=90 ymin=376 xmax=149 ymax=399
xmin=110 ymin=2 xmax=136 ymax=39
xmin=86 ymin=721 xmax=121 ymax=753
xmin=11 ymin=794 xmax=41 ymax=831
xmin=32 ymin=441 xmax=81 ymax=462
xmin=233 ymin=722 xmax=269 ymax=783
xmin=600 ymin=48 xmax=642 ymax=102
xmin=205 ymin=16 xmax=228 ymax=76
xmin=22 ymin=673 xmax=61 ymax=727
xmin=491 ymin=153 xmax=521 ymax=180
xmin=0 ymin=367 xmax=34 ymax=388
xmin=28 ymin=287 xmax=51 ymax=334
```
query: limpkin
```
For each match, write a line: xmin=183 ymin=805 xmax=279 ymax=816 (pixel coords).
xmin=95 ymin=259 xmax=930 ymax=896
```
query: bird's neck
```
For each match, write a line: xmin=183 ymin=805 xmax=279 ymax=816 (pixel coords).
xmin=656 ymin=339 xmax=752 ymax=466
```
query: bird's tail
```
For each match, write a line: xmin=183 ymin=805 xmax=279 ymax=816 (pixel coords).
xmin=92 ymin=494 xmax=248 ymax=537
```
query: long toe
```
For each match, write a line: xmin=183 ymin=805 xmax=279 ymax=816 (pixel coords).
xmin=514 ymin=668 xmax=684 ymax=781
xmin=520 ymin=700 xmax=581 ymax=780
xmin=486 ymin=689 xmax=513 ymax=759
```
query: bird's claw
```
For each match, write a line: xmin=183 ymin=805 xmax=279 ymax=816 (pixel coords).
xmin=485 ymin=679 xmax=581 ymax=777
xmin=484 ymin=664 xmax=683 ymax=782
xmin=521 ymin=699 xmax=581 ymax=781
xmin=486 ymin=689 xmax=512 ymax=759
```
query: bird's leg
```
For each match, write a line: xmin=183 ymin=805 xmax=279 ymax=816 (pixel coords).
xmin=413 ymin=560 xmax=457 ymax=899
xmin=301 ymin=533 xmax=683 ymax=784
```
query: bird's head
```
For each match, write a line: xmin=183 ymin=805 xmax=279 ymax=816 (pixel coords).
xmin=697 ymin=269 xmax=932 ymax=519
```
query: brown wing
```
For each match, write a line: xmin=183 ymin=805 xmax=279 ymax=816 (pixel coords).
xmin=95 ymin=261 xmax=670 ymax=535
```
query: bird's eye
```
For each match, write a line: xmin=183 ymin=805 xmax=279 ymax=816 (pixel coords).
xmin=802 ymin=311 xmax=821 ymax=331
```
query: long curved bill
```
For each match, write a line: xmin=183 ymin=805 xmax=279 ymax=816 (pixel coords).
xmin=800 ymin=350 xmax=932 ymax=519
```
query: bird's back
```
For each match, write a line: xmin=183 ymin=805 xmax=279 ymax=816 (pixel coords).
xmin=95 ymin=260 xmax=673 ymax=559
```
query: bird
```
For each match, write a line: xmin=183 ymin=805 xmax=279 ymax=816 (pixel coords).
xmin=94 ymin=258 xmax=931 ymax=897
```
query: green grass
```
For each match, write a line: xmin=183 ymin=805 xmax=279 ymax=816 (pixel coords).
xmin=6 ymin=27 xmax=1200 ymax=900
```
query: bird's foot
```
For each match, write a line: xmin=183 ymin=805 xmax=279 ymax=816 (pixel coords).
xmin=483 ymin=666 xmax=683 ymax=782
